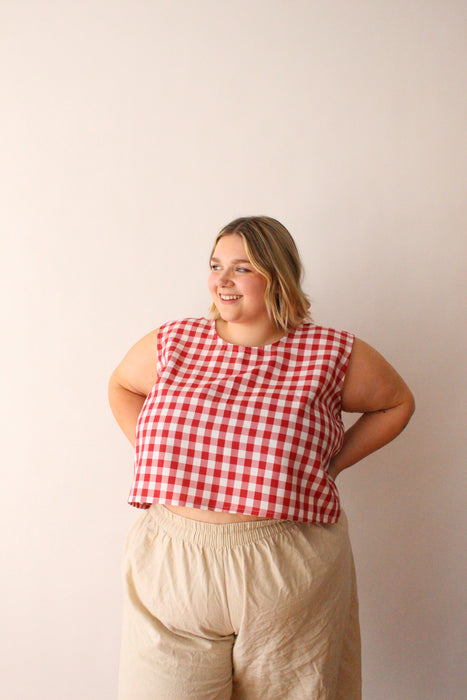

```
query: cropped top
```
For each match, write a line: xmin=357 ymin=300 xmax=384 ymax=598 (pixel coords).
xmin=128 ymin=317 xmax=355 ymax=523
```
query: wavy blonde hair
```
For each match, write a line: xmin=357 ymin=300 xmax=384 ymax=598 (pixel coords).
xmin=208 ymin=216 xmax=312 ymax=331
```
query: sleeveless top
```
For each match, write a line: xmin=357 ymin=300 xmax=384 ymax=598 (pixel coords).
xmin=128 ymin=317 xmax=354 ymax=523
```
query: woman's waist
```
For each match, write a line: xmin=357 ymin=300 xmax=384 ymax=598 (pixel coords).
xmin=163 ymin=503 xmax=274 ymax=524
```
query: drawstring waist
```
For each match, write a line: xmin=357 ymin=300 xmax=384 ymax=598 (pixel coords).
xmin=148 ymin=503 xmax=298 ymax=548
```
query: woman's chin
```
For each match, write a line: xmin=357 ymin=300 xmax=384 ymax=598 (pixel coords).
xmin=218 ymin=311 xmax=238 ymax=324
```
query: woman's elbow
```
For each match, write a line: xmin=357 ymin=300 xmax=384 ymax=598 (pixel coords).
xmin=401 ymin=388 xmax=416 ymax=428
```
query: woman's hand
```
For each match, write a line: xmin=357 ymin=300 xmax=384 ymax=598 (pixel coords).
xmin=328 ymin=338 xmax=415 ymax=479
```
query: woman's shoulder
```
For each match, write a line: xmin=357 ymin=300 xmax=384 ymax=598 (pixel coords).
xmin=158 ymin=316 xmax=211 ymax=334
xmin=156 ymin=317 xmax=213 ymax=346
xmin=294 ymin=322 xmax=355 ymax=344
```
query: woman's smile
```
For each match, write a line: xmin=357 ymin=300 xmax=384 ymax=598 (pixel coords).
xmin=218 ymin=293 xmax=243 ymax=303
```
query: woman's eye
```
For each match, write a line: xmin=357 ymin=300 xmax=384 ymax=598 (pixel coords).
xmin=210 ymin=264 xmax=250 ymax=273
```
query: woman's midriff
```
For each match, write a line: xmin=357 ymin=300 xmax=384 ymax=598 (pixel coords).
xmin=164 ymin=504 xmax=270 ymax=523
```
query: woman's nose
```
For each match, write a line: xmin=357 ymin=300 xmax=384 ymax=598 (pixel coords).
xmin=219 ymin=269 xmax=233 ymax=285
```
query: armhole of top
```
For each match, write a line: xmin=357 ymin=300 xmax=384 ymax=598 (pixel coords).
xmin=154 ymin=317 xmax=199 ymax=380
xmin=155 ymin=319 xmax=182 ymax=378
xmin=155 ymin=325 xmax=166 ymax=379
xmin=334 ymin=331 xmax=356 ymax=396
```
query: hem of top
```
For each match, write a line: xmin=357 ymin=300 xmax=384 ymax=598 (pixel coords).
xmin=128 ymin=498 xmax=341 ymax=524
xmin=127 ymin=498 xmax=341 ymax=523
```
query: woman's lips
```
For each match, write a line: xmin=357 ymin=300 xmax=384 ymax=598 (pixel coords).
xmin=218 ymin=293 xmax=242 ymax=303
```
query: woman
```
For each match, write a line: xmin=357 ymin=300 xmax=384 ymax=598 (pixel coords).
xmin=108 ymin=216 xmax=415 ymax=699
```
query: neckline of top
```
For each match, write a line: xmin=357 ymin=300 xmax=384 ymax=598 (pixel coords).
xmin=210 ymin=318 xmax=297 ymax=349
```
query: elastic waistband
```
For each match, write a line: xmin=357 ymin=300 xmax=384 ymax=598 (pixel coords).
xmin=147 ymin=504 xmax=298 ymax=548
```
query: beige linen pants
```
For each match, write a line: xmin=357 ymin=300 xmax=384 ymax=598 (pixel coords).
xmin=118 ymin=504 xmax=361 ymax=700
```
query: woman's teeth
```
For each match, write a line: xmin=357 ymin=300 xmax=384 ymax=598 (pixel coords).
xmin=220 ymin=294 xmax=241 ymax=300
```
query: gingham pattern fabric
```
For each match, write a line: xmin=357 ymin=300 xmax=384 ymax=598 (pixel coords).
xmin=129 ymin=317 xmax=354 ymax=523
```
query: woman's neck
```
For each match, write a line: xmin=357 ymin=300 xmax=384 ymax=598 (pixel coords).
xmin=215 ymin=318 xmax=286 ymax=347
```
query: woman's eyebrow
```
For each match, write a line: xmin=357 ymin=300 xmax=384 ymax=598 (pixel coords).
xmin=210 ymin=257 xmax=251 ymax=264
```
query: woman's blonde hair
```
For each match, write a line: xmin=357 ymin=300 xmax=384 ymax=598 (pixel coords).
xmin=208 ymin=216 xmax=312 ymax=331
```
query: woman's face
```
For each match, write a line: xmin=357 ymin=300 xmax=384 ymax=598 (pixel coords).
xmin=208 ymin=234 xmax=270 ymax=327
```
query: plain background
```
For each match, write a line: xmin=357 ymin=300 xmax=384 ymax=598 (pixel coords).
xmin=1 ymin=1 xmax=466 ymax=698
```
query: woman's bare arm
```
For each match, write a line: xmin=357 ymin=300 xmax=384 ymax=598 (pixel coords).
xmin=108 ymin=329 xmax=159 ymax=447
xmin=328 ymin=338 xmax=415 ymax=478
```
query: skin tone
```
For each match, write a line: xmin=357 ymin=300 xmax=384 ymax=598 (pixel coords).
xmin=108 ymin=233 xmax=415 ymax=523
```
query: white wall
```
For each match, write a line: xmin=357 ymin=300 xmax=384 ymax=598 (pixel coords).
xmin=2 ymin=1 xmax=465 ymax=698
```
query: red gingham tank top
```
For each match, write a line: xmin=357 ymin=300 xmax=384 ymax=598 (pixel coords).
xmin=129 ymin=317 xmax=354 ymax=523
